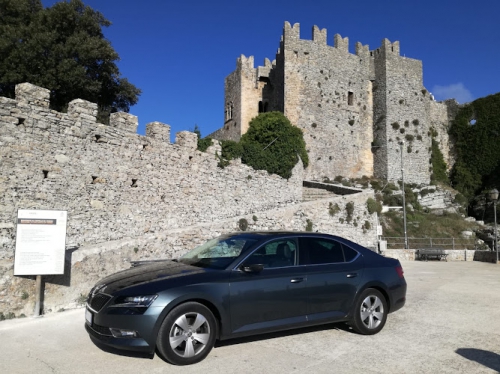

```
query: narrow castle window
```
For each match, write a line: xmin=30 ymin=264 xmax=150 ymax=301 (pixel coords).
xmin=258 ymin=101 xmax=263 ymax=113
xmin=348 ymin=92 xmax=354 ymax=106
xmin=42 ymin=170 xmax=49 ymax=179
xmin=226 ymin=102 xmax=234 ymax=120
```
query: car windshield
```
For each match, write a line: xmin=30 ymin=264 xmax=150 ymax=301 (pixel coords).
xmin=179 ymin=235 xmax=258 ymax=269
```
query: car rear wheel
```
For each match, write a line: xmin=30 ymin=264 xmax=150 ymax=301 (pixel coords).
xmin=156 ymin=302 xmax=217 ymax=365
xmin=351 ymin=288 xmax=387 ymax=335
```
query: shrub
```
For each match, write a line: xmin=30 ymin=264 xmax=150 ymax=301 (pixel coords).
xmin=238 ymin=218 xmax=249 ymax=231
xmin=413 ymin=119 xmax=420 ymax=126
xmin=391 ymin=122 xmax=400 ymax=130
xmin=405 ymin=134 xmax=414 ymax=141
xmin=240 ymin=112 xmax=309 ymax=179
xmin=305 ymin=219 xmax=313 ymax=232
xmin=329 ymin=202 xmax=340 ymax=216
xmin=431 ymin=139 xmax=448 ymax=184
xmin=348 ymin=119 xmax=355 ymax=126
xmin=252 ymin=215 xmax=258 ymax=222
xmin=454 ymin=193 xmax=468 ymax=207
xmin=366 ymin=198 xmax=382 ymax=214
xmin=363 ymin=220 xmax=372 ymax=230
xmin=21 ymin=291 xmax=29 ymax=300
xmin=221 ymin=140 xmax=243 ymax=160
xmin=346 ymin=202 xmax=355 ymax=222
xmin=194 ymin=125 xmax=213 ymax=152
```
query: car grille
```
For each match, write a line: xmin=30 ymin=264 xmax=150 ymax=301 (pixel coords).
xmin=91 ymin=323 xmax=112 ymax=336
xmin=88 ymin=293 xmax=111 ymax=312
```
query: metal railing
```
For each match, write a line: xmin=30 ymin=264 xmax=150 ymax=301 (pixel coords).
xmin=381 ymin=237 xmax=478 ymax=250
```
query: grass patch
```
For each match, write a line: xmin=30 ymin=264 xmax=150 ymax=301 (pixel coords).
xmin=381 ymin=210 xmax=479 ymax=238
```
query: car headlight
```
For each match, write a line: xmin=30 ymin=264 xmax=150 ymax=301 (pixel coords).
xmin=113 ymin=295 xmax=158 ymax=308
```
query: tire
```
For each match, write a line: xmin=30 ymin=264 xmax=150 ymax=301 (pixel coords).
xmin=156 ymin=302 xmax=217 ymax=365
xmin=351 ymin=288 xmax=388 ymax=335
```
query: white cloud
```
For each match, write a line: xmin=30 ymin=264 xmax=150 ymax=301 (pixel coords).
xmin=431 ymin=83 xmax=474 ymax=104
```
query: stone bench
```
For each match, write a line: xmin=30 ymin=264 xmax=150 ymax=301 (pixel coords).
xmin=417 ymin=248 xmax=448 ymax=261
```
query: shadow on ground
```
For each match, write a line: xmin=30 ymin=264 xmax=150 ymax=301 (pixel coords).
xmin=456 ymin=348 xmax=500 ymax=372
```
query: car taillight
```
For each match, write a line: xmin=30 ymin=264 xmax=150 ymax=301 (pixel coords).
xmin=395 ymin=265 xmax=404 ymax=279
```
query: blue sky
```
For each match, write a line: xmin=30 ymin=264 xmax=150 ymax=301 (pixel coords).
xmin=41 ymin=0 xmax=500 ymax=139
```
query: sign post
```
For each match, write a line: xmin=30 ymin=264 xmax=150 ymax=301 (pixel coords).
xmin=14 ymin=210 xmax=67 ymax=317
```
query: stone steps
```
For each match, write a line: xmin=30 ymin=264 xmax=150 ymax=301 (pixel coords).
xmin=302 ymin=187 xmax=337 ymax=202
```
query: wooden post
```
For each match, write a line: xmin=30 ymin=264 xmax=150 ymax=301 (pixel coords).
xmin=33 ymin=275 xmax=42 ymax=317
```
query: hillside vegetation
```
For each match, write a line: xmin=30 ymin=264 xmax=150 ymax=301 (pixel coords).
xmin=450 ymin=93 xmax=500 ymax=204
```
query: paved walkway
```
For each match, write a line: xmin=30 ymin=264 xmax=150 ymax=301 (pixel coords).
xmin=1 ymin=261 xmax=500 ymax=373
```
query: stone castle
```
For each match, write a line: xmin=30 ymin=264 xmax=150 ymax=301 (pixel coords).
xmin=210 ymin=22 xmax=459 ymax=184
xmin=0 ymin=82 xmax=377 ymax=316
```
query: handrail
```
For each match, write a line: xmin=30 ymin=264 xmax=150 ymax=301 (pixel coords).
xmin=381 ymin=236 xmax=478 ymax=250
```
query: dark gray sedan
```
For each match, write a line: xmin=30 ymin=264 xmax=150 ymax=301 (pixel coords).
xmin=85 ymin=232 xmax=406 ymax=365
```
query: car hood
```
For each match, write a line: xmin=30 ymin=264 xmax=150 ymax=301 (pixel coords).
xmin=95 ymin=260 xmax=207 ymax=294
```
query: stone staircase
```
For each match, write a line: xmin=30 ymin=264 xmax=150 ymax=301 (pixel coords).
xmin=302 ymin=187 xmax=337 ymax=202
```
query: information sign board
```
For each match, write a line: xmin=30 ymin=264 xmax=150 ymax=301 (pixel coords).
xmin=14 ymin=210 xmax=68 ymax=275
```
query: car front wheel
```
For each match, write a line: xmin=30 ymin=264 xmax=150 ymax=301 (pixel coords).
xmin=351 ymin=288 xmax=388 ymax=335
xmin=156 ymin=302 xmax=217 ymax=365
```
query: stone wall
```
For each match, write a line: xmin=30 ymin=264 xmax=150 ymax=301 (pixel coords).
xmin=0 ymin=83 xmax=378 ymax=316
xmin=383 ymin=249 xmax=477 ymax=262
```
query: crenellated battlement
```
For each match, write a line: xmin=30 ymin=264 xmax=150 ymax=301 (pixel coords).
xmin=280 ymin=22 xmax=405 ymax=61
xmin=236 ymin=54 xmax=255 ymax=70
xmin=334 ymin=34 xmax=349 ymax=52
xmin=373 ymin=38 xmax=400 ymax=57
xmin=0 ymin=82 xmax=198 ymax=149
xmin=355 ymin=42 xmax=370 ymax=58
xmin=313 ymin=25 xmax=327 ymax=44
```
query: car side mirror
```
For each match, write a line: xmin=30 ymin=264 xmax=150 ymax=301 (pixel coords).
xmin=240 ymin=264 xmax=264 ymax=273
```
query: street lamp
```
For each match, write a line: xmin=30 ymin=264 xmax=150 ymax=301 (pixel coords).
xmin=400 ymin=141 xmax=408 ymax=249
xmin=489 ymin=188 xmax=499 ymax=263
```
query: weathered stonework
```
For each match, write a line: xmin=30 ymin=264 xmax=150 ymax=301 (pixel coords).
xmin=212 ymin=21 xmax=459 ymax=185
xmin=0 ymin=83 xmax=378 ymax=316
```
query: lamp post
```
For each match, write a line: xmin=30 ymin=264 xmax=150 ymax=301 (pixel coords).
xmin=400 ymin=141 xmax=408 ymax=249
xmin=489 ymin=188 xmax=499 ymax=263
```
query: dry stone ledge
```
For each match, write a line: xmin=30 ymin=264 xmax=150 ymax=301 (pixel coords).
xmin=15 ymin=82 xmax=50 ymax=108
xmin=110 ymin=112 xmax=138 ymax=133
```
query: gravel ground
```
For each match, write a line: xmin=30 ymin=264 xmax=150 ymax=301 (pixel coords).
xmin=1 ymin=260 xmax=499 ymax=374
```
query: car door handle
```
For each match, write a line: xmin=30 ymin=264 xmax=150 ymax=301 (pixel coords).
xmin=346 ymin=273 xmax=357 ymax=278
xmin=290 ymin=277 xmax=305 ymax=283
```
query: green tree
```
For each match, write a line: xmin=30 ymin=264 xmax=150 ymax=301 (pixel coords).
xmin=239 ymin=112 xmax=309 ymax=179
xmin=194 ymin=125 xmax=213 ymax=151
xmin=0 ymin=0 xmax=140 ymax=123
xmin=449 ymin=92 xmax=500 ymax=201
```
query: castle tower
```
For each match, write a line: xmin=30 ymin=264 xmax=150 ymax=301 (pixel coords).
xmin=372 ymin=39 xmax=431 ymax=184
xmin=280 ymin=22 xmax=374 ymax=180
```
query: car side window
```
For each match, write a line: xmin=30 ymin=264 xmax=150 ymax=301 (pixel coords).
xmin=343 ymin=245 xmax=358 ymax=262
xmin=243 ymin=239 xmax=297 ymax=268
xmin=299 ymin=237 xmax=345 ymax=265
